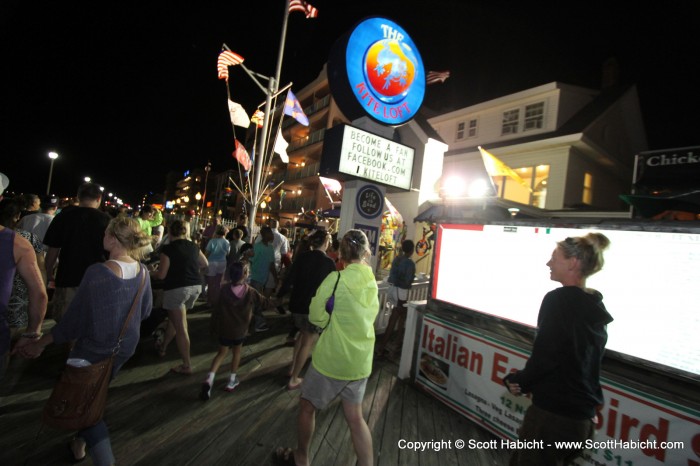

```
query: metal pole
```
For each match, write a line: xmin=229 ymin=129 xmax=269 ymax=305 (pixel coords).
xmin=201 ymin=162 xmax=211 ymax=223
xmin=247 ymin=0 xmax=291 ymax=237
xmin=274 ymin=0 xmax=291 ymax=87
xmin=249 ymin=77 xmax=275 ymax=236
xmin=46 ymin=158 xmax=55 ymax=195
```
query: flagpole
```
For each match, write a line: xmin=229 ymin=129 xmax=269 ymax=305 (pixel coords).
xmin=249 ymin=77 xmax=275 ymax=235
xmin=274 ymin=0 xmax=291 ymax=87
xmin=247 ymin=0 xmax=291 ymax=236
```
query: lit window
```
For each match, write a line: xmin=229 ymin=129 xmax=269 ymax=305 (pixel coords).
xmin=524 ymin=102 xmax=544 ymax=131
xmin=502 ymin=109 xmax=519 ymax=135
xmin=491 ymin=164 xmax=549 ymax=208
xmin=582 ymin=172 xmax=593 ymax=205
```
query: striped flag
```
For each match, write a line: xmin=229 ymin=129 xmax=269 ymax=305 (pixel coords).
xmin=426 ymin=70 xmax=450 ymax=85
xmin=233 ymin=139 xmax=252 ymax=171
xmin=289 ymin=0 xmax=318 ymax=18
xmin=217 ymin=49 xmax=244 ymax=81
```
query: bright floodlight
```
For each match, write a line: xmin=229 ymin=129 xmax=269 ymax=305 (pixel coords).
xmin=48 ymin=152 xmax=59 ymax=160
xmin=84 ymin=176 xmax=91 ymax=183
xmin=442 ymin=176 xmax=467 ymax=198
xmin=468 ymin=178 xmax=491 ymax=198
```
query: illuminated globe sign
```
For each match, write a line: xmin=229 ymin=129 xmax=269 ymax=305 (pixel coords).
xmin=328 ymin=17 xmax=425 ymax=126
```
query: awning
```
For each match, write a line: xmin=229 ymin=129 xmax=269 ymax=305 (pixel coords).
xmin=414 ymin=198 xmax=544 ymax=223
xmin=620 ymin=190 xmax=700 ymax=217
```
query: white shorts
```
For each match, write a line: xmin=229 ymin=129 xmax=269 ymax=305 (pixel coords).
xmin=206 ymin=261 xmax=227 ymax=277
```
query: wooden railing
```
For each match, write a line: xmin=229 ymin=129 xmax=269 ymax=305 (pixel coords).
xmin=375 ymin=277 xmax=430 ymax=333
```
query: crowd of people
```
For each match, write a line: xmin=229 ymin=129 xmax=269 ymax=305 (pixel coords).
xmin=0 ymin=171 xmax=612 ymax=466
xmin=0 ymin=175 xmax=409 ymax=466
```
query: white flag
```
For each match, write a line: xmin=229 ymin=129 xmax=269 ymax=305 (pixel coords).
xmin=273 ymin=128 xmax=289 ymax=163
xmin=228 ymin=100 xmax=250 ymax=128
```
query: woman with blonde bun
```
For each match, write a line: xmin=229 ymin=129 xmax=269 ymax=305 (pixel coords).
xmin=504 ymin=232 xmax=613 ymax=466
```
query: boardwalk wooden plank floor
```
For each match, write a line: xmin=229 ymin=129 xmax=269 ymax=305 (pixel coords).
xmin=0 ymin=304 xmax=509 ymax=466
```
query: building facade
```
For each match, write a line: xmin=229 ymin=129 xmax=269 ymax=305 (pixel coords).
xmin=428 ymin=82 xmax=648 ymax=211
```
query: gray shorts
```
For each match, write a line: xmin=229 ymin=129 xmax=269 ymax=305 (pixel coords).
xmin=301 ymin=365 xmax=368 ymax=410
xmin=163 ymin=285 xmax=201 ymax=310
xmin=293 ymin=313 xmax=323 ymax=334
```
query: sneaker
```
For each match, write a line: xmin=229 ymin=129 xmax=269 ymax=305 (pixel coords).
xmin=199 ymin=382 xmax=212 ymax=401
xmin=255 ymin=324 xmax=270 ymax=332
xmin=224 ymin=376 xmax=240 ymax=392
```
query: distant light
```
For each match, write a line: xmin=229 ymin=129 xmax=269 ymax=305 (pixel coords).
xmin=84 ymin=176 xmax=91 ymax=183
xmin=48 ymin=152 xmax=59 ymax=160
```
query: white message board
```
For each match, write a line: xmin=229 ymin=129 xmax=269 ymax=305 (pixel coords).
xmin=337 ymin=125 xmax=414 ymax=190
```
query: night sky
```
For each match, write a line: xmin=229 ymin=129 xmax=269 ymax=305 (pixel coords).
xmin=2 ymin=1 xmax=698 ymax=206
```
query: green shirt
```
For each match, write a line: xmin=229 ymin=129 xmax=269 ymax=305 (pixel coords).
xmin=309 ymin=263 xmax=379 ymax=380
xmin=136 ymin=209 xmax=163 ymax=236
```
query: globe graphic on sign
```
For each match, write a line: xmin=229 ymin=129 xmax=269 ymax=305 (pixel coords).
xmin=363 ymin=39 xmax=417 ymax=104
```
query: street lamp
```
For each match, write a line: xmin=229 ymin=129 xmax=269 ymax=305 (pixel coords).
xmin=200 ymin=162 xmax=211 ymax=220
xmin=46 ymin=152 xmax=59 ymax=195
xmin=84 ymin=176 xmax=91 ymax=183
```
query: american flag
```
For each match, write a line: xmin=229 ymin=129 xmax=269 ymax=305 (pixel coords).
xmin=426 ymin=70 xmax=451 ymax=85
xmin=217 ymin=49 xmax=244 ymax=81
xmin=289 ymin=0 xmax=318 ymax=18
xmin=233 ymin=139 xmax=252 ymax=171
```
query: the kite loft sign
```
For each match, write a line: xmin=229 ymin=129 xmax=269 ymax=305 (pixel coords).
xmin=328 ymin=17 xmax=425 ymax=126
xmin=335 ymin=124 xmax=415 ymax=190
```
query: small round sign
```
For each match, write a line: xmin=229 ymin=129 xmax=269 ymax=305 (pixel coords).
xmin=356 ymin=185 xmax=384 ymax=219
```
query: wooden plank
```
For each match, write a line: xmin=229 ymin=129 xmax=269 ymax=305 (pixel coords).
xmin=367 ymin=364 xmax=396 ymax=466
xmin=377 ymin=377 xmax=406 ymax=466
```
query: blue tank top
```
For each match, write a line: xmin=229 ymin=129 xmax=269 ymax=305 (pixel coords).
xmin=0 ymin=228 xmax=16 ymax=354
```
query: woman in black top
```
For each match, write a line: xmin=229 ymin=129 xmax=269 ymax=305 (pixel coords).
xmin=150 ymin=219 xmax=208 ymax=375
xmin=277 ymin=230 xmax=335 ymax=390
xmin=504 ymin=232 xmax=612 ymax=466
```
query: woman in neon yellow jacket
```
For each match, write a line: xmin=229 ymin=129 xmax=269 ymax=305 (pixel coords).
xmin=275 ymin=229 xmax=378 ymax=466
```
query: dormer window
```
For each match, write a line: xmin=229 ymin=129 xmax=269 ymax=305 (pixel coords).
xmin=524 ymin=102 xmax=544 ymax=131
xmin=501 ymin=109 xmax=519 ymax=135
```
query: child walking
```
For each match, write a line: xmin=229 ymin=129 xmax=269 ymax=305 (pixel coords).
xmin=200 ymin=261 xmax=271 ymax=400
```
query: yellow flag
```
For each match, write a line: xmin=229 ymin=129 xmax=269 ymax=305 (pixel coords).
xmin=479 ymin=146 xmax=532 ymax=192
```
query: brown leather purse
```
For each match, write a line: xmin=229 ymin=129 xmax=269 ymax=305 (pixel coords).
xmin=42 ymin=268 xmax=146 ymax=430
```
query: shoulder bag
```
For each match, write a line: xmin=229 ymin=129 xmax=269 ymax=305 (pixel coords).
xmin=42 ymin=267 xmax=147 ymax=431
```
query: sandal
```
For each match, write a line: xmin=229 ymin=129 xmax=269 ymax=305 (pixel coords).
xmin=170 ymin=364 xmax=193 ymax=375
xmin=273 ymin=447 xmax=296 ymax=466
xmin=68 ymin=437 xmax=87 ymax=463
xmin=286 ymin=378 xmax=302 ymax=391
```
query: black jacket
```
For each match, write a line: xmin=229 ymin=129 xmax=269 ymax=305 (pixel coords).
xmin=278 ymin=250 xmax=336 ymax=315
xmin=504 ymin=286 xmax=613 ymax=419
